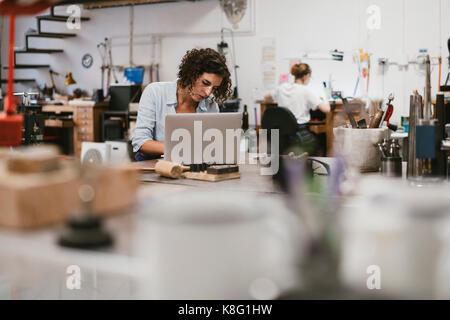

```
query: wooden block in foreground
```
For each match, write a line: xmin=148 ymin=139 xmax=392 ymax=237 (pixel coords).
xmin=0 ymin=164 xmax=81 ymax=228
xmin=183 ymin=171 xmax=241 ymax=182
xmin=7 ymin=145 xmax=60 ymax=173
xmin=0 ymin=161 xmax=139 ymax=229
xmin=92 ymin=165 xmax=139 ymax=215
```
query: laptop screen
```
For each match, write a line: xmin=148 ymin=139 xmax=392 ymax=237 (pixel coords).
xmin=164 ymin=113 xmax=243 ymax=165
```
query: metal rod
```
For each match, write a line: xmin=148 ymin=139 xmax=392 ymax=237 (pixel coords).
xmin=407 ymin=94 xmax=416 ymax=177
xmin=424 ymin=54 xmax=432 ymax=121
xmin=408 ymin=92 xmax=423 ymax=178
xmin=7 ymin=15 xmax=15 ymax=114
xmin=129 ymin=4 xmax=134 ymax=67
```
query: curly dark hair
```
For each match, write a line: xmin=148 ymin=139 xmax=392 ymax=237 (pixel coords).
xmin=177 ymin=48 xmax=232 ymax=103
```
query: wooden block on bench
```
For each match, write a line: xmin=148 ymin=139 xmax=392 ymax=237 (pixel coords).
xmin=183 ymin=171 xmax=241 ymax=182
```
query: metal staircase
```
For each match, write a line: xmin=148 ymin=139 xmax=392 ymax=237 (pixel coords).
xmin=1 ymin=6 xmax=90 ymax=87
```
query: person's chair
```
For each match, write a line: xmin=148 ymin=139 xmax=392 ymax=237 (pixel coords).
xmin=261 ymin=106 xmax=330 ymax=192
xmin=261 ymin=106 xmax=319 ymax=155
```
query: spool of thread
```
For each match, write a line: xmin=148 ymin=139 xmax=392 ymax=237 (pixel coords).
xmin=155 ymin=160 xmax=183 ymax=179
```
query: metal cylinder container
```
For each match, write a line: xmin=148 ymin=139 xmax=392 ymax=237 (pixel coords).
xmin=381 ymin=156 xmax=402 ymax=177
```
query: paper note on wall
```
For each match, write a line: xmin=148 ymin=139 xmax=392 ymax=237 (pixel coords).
xmin=279 ymin=74 xmax=289 ymax=83
xmin=261 ymin=37 xmax=276 ymax=89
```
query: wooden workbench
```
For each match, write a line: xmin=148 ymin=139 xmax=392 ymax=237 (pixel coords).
xmin=135 ymin=159 xmax=283 ymax=195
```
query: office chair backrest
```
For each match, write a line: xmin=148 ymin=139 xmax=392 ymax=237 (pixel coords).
xmin=261 ymin=106 xmax=298 ymax=137
xmin=261 ymin=106 xmax=300 ymax=154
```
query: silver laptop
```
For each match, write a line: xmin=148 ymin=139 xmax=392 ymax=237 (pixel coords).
xmin=164 ymin=113 xmax=242 ymax=165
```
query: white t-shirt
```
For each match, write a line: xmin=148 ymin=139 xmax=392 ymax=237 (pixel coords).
xmin=271 ymin=83 xmax=321 ymax=124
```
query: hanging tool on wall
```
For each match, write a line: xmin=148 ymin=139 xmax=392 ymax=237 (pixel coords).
xmin=97 ymin=37 xmax=118 ymax=96
xmin=97 ymin=39 xmax=107 ymax=93
xmin=107 ymin=38 xmax=119 ymax=86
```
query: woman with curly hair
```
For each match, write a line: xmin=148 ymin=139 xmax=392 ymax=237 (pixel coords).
xmin=132 ymin=48 xmax=232 ymax=160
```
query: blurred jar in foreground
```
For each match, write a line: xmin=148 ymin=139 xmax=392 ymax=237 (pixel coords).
xmin=339 ymin=176 xmax=450 ymax=299
xmin=132 ymin=191 xmax=307 ymax=299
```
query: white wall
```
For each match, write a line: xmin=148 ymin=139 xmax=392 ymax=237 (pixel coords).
xmin=2 ymin=0 xmax=449 ymax=125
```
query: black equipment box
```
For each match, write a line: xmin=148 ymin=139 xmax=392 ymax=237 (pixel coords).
xmin=109 ymin=85 xmax=142 ymax=111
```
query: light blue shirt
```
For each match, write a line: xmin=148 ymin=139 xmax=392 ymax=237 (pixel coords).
xmin=132 ymin=79 xmax=220 ymax=153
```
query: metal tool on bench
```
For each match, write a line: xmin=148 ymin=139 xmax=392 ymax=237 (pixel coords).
xmin=379 ymin=138 xmax=402 ymax=177
xmin=207 ymin=164 xmax=239 ymax=174
xmin=188 ymin=163 xmax=239 ymax=174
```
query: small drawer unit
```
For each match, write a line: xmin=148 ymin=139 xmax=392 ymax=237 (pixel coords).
xmin=73 ymin=103 xmax=108 ymax=158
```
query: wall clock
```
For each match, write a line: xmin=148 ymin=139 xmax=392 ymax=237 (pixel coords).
xmin=82 ymin=53 xmax=93 ymax=68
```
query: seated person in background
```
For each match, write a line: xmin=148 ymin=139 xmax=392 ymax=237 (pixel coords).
xmin=264 ymin=63 xmax=330 ymax=125
xmin=132 ymin=48 xmax=232 ymax=161
xmin=264 ymin=63 xmax=331 ymax=156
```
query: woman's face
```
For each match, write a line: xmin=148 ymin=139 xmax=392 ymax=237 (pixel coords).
xmin=189 ymin=73 xmax=223 ymax=102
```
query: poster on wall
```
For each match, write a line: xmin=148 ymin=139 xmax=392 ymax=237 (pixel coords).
xmin=261 ymin=37 xmax=276 ymax=90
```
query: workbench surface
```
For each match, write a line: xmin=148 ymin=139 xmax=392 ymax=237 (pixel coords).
xmin=136 ymin=159 xmax=284 ymax=195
